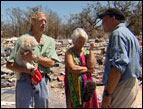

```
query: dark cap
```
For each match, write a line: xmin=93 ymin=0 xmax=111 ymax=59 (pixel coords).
xmin=97 ymin=8 xmax=126 ymax=21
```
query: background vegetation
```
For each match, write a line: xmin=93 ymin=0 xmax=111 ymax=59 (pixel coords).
xmin=1 ymin=1 xmax=142 ymax=39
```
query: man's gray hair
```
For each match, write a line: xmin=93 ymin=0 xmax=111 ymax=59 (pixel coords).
xmin=71 ymin=28 xmax=88 ymax=43
xmin=29 ymin=11 xmax=47 ymax=31
xmin=30 ymin=11 xmax=46 ymax=21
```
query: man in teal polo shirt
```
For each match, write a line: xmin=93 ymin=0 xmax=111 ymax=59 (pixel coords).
xmin=6 ymin=11 xmax=60 ymax=108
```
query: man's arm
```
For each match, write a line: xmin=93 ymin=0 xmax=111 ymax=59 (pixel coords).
xmin=101 ymin=66 xmax=121 ymax=108
xmin=105 ymin=66 xmax=121 ymax=94
xmin=32 ymin=55 xmax=56 ymax=68
xmin=6 ymin=62 xmax=31 ymax=74
xmin=21 ymin=51 xmax=56 ymax=68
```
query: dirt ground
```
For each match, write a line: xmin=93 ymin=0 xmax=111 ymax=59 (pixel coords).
xmin=1 ymin=83 xmax=142 ymax=108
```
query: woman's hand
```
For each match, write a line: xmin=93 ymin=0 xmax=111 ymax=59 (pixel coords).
xmin=87 ymin=68 xmax=95 ymax=73
xmin=90 ymin=41 xmax=95 ymax=50
xmin=85 ymin=68 xmax=95 ymax=78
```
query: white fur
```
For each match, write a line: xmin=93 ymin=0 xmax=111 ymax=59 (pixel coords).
xmin=15 ymin=36 xmax=38 ymax=80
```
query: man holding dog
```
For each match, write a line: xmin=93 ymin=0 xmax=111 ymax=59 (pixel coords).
xmin=6 ymin=11 xmax=60 ymax=108
xmin=97 ymin=8 xmax=142 ymax=108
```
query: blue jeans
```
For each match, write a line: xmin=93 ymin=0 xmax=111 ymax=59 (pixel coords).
xmin=16 ymin=73 xmax=49 ymax=108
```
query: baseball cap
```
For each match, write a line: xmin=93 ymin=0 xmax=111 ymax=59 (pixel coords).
xmin=97 ymin=8 xmax=126 ymax=21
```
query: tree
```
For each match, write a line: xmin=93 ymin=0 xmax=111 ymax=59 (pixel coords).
xmin=67 ymin=1 xmax=105 ymax=38
xmin=1 ymin=5 xmax=62 ymax=38
xmin=45 ymin=7 xmax=62 ymax=39
xmin=1 ymin=1 xmax=142 ymax=38
xmin=107 ymin=1 xmax=142 ymax=35
xmin=67 ymin=1 xmax=142 ymax=38
xmin=6 ymin=8 xmax=25 ymax=36
xmin=127 ymin=2 xmax=142 ymax=35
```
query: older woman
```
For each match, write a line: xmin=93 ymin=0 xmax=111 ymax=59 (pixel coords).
xmin=64 ymin=28 xmax=98 ymax=108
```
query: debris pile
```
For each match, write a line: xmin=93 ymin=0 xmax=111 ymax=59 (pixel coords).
xmin=1 ymin=36 xmax=142 ymax=106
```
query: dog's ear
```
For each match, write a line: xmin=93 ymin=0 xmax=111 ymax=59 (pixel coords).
xmin=31 ymin=38 xmax=38 ymax=46
xmin=28 ymin=37 xmax=38 ymax=51
xmin=34 ymin=39 xmax=38 ymax=46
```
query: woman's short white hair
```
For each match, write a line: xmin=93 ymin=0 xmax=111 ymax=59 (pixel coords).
xmin=71 ymin=28 xmax=88 ymax=43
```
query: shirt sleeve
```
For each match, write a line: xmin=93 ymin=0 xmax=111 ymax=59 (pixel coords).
xmin=109 ymin=34 xmax=129 ymax=73
xmin=139 ymin=47 xmax=142 ymax=65
xmin=7 ymin=39 xmax=21 ymax=63
xmin=46 ymin=39 xmax=61 ymax=62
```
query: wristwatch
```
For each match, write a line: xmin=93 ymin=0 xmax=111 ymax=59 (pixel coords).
xmin=35 ymin=56 xmax=40 ymax=63
xmin=103 ymin=90 xmax=112 ymax=96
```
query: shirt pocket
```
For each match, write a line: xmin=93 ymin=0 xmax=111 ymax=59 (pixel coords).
xmin=42 ymin=47 xmax=51 ymax=57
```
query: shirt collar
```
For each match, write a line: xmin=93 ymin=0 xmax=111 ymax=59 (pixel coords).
xmin=29 ymin=32 xmax=44 ymax=46
xmin=114 ymin=23 xmax=126 ymax=30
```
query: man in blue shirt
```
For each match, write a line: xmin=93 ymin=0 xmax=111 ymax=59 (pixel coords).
xmin=97 ymin=8 xmax=142 ymax=108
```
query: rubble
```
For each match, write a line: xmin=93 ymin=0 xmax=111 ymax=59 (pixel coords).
xmin=1 ymin=101 xmax=15 ymax=106
xmin=1 ymin=79 xmax=15 ymax=88
xmin=1 ymin=36 xmax=142 ymax=107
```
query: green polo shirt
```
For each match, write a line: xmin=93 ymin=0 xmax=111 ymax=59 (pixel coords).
xmin=7 ymin=33 xmax=60 ymax=74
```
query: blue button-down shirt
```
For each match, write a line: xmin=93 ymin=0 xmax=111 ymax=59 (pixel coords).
xmin=102 ymin=23 xmax=142 ymax=85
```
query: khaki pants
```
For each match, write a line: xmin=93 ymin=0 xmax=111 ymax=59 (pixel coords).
xmin=111 ymin=78 xmax=139 ymax=108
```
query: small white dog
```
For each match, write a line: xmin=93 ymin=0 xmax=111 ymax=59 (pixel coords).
xmin=15 ymin=36 xmax=38 ymax=80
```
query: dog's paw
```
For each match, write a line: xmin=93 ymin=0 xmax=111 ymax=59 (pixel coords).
xmin=26 ymin=63 xmax=34 ymax=69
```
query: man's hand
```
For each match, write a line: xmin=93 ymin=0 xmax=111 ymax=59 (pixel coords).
xmin=101 ymin=96 xmax=112 ymax=108
xmin=29 ymin=65 xmax=38 ymax=76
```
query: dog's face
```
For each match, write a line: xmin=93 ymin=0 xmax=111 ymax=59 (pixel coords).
xmin=21 ymin=36 xmax=38 ymax=52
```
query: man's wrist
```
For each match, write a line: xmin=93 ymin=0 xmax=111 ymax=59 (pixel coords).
xmin=35 ymin=56 xmax=40 ymax=63
xmin=29 ymin=69 xmax=33 ymax=74
xmin=103 ymin=90 xmax=112 ymax=96
xmin=27 ymin=68 xmax=32 ymax=75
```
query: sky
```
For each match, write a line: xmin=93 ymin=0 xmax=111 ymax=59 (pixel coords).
xmin=1 ymin=1 xmax=100 ymax=23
